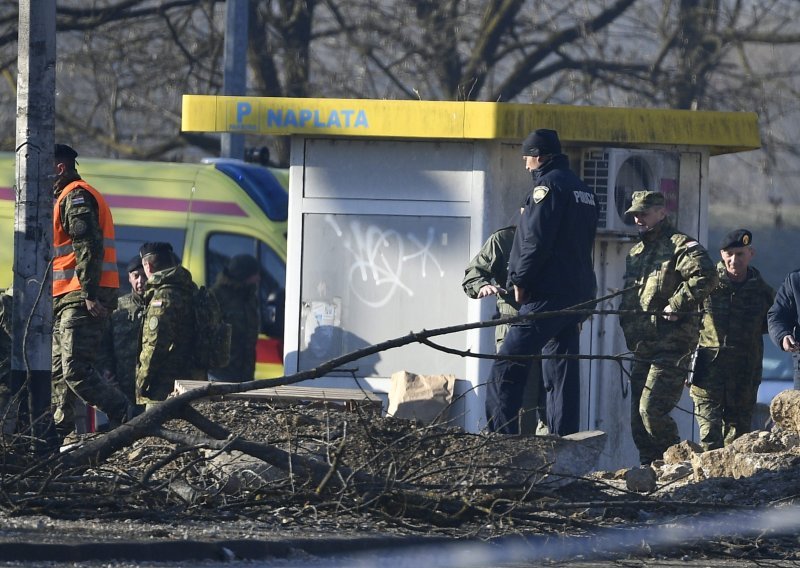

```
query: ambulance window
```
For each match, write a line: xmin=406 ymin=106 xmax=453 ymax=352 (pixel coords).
xmin=114 ymin=226 xmax=185 ymax=293
xmin=206 ymin=233 xmax=286 ymax=338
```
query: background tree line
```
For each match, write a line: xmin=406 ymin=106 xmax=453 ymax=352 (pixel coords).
xmin=0 ymin=0 xmax=799 ymax=204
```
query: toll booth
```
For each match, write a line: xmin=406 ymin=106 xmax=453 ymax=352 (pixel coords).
xmin=182 ymin=96 xmax=760 ymax=469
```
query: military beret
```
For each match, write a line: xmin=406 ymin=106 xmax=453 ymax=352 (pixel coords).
xmin=225 ymin=254 xmax=260 ymax=281
xmin=521 ymin=129 xmax=561 ymax=157
xmin=54 ymin=144 xmax=78 ymax=162
xmin=139 ymin=241 xmax=173 ymax=259
xmin=719 ymin=229 xmax=752 ymax=250
xmin=625 ymin=191 xmax=665 ymax=214
xmin=126 ymin=255 xmax=143 ymax=273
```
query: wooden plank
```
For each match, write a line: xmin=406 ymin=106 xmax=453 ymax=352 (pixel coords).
xmin=174 ymin=380 xmax=383 ymax=407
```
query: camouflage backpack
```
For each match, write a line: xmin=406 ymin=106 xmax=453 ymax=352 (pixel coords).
xmin=192 ymin=286 xmax=232 ymax=369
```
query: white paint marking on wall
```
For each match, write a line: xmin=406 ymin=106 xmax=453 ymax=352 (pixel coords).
xmin=327 ymin=217 xmax=447 ymax=308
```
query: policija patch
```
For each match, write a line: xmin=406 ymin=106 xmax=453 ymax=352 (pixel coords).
xmin=532 ymin=185 xmax=550 ymax=203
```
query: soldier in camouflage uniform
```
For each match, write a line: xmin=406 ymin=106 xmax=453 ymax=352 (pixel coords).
xmin=462 ymin=225 xmax=548 ymax=433
xmin=0 ymin=288 xmax=12 ymax=430
xmin=51 ymin=144 xmax=133 ymax=440
xmin=99 ymin=256 xmax=147 ymax=410
xmin=620 ymin=191 xmax=717 ymax=465
xmin=136 ymin=242 xmax=206 ymax=404
xmin=209 ymin=254 xmax=260 ymax=382
xmin=691 ymin=230 xmax=774 ymax=450
xmin=462 ymin=226 xmax=520 ymax=345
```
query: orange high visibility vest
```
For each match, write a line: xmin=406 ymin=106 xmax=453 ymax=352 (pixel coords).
xmin=52 ymin=180 xmax=119 ymax=297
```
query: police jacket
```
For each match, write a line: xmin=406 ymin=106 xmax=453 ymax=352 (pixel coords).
xmin=507 ymin=154 xmax=598 ymax=303
xmin=767 ymin=268 xmax=800 ymax=350
xmin=620 ymin=220 xmax=717 ymax=353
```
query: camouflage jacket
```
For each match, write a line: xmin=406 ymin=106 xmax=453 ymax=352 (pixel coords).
xmin=620 ymin=221 xmax=717 ymax=353
xmin=461 ymin=226 xmax=520 ymax=317
xmin=699 ymin=263 xmax=775 ymax=350
xmin=136 ymin=265 xmax=205 ymax=404
xmin=209 ymin=273 xmax=259 ymax=382
xmin=53 ymin=172 xmax=117 ymax=312
xmin=102 ymin=291 xmax=145 ymax=402
xmin=693 ymin=262 xmax=775 ymax=386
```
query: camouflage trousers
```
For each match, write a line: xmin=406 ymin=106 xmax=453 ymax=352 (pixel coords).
xmin=52 ymin=305 xmax=130 ymax=433
xmin=690 ymin=347 xmax=758 ymax=451
xmin=630 ymin=347 xmax=692 ymax=464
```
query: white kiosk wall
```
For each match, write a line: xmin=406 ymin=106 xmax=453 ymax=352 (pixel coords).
xmin=285 ymin=134 xmax=710 ymax=469
xmin=285 ymin=137 xmax=495 ymax=428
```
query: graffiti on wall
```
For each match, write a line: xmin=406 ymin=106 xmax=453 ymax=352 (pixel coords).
xmin=324 ymin=214 xmax=446 ymax=308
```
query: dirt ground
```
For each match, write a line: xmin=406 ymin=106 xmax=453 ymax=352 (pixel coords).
xmin=1 ymin=398 xmax=799 ymax=566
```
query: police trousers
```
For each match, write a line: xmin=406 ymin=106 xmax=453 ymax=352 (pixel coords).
xmin=485 ymin=298 xmax=582 ymax=436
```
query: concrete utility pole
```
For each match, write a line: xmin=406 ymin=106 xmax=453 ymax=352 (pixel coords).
xmin=221 ymin=0 xmax=248 ymax=160
xmin=13 ymin=1 xmax=55 ymax=447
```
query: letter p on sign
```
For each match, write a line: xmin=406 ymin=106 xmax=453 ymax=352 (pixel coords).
xmin=236 ymin=102 xmax=252 ymax=124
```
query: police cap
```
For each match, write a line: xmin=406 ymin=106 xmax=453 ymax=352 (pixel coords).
xmin=719 ymin=229 xmax=752 ymax=250
xmin=521 ymin=129 xmax=561 ymax=157
xmin=625 ymin=191 xmax=665 ymax=214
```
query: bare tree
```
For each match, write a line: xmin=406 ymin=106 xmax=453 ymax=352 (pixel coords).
xmin=0 ymin=0 xmax=800 ymax=195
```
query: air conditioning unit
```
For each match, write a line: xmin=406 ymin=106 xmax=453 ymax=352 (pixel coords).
xmin=581 ymin=148 xmax=681 ymax=234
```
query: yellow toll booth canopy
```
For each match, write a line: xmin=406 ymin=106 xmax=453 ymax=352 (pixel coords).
xmin=182 ymin=95 xmax=760 ymax=155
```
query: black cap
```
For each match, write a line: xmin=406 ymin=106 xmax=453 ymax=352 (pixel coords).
xmin=521 ymin=129 xmax=561 ymax=157
xmin=54 ymin=144 xmax=78 ymax=163
xmin=719 ymin=229 xmax=753 ymax=250
xmin=225 ymin=254 xmax=260 ymax=281
xmin=139 ymin=241 xmax=173 ymax=258
xmin=126 ymin=255 xmax=143 ymax=273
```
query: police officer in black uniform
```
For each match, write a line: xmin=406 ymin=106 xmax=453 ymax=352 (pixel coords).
xmin=484 ymin=129 xmax=598 ymax=436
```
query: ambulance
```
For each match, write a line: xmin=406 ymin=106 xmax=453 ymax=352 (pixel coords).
xmin=0 ymin=154 xmax=288 ymax=379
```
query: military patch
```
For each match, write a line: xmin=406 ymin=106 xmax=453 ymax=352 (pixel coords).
xmin=71 ymin=218 xmax=87 ymax=236
xmin=148 ymin=316 xmax=159 ymax=331
xmin=532 ymin=185 xmax=550 ymax=203
xmin=71 ymin=196 xmax=85 ymax=205
xmin=686 ymin=240 xmax=700 ymax=248
xmin=151 ymin=300 xmax=163 ymax=308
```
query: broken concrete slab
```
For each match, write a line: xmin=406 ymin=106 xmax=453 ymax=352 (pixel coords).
xmin=770 ymin=389 xmax=800 ymax=433
xmin=625 ymin=466 xmax=656 ymax=492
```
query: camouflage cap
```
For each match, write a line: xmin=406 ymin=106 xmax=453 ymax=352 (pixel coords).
xmin=719 ymin=228 xmax=752 ymax=250
xmin=625 ymin=191 xmax=665 ymax=214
